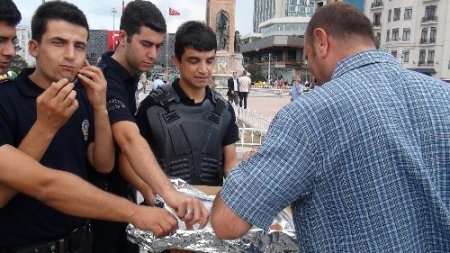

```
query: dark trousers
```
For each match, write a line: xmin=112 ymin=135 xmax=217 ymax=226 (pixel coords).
xmin=239 ymin=92 xmax=248 ymax=109
xmin=91 ymin=220 xmax=139 ymax=253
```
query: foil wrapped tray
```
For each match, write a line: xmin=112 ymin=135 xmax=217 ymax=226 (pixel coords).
xmin=127 ymin=179 xmax=299 ymax=252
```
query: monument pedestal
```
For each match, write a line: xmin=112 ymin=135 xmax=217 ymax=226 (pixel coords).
xmin=212 ymin=50 xmax=244 ymax=88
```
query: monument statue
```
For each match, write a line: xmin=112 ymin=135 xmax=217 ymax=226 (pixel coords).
xmin=234 ymin=31 xmax=240 ymax=53
xmin=217 ymin=11 xmax=229 ymax=51
xmin=206 ymin=0 xmax=244 ymax=87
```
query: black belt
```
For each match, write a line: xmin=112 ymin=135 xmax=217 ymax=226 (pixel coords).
xmin=0 ymin=224 xmax=91 ymax=253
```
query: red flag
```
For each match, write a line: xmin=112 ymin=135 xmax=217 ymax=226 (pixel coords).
xmin=169 ymin=7 xmax=180 ymax=16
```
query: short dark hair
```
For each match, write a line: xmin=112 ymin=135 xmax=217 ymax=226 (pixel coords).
xmin=305 ymin=3 xmax=375 ymax=44
xmin=0 ymin=0 xmax=21 ymax=26
xmin=121 ymin=1 xmax=166 ymax=41
xmin=31 ymin=1 xmax=89 ymax=42
xmin=174 ymin=21 xmax=217 ymax=60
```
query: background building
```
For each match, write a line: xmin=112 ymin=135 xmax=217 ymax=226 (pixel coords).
xmin=365 ymin=0 xmax=450 ymax=79
xmin=15 ymin=25 xmax=35 ymax=66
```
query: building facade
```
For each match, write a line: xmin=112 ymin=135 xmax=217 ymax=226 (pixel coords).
xmin=15 ymin=25 xmax=35 ymax=66
xmin=365 ymin=0 xmax=450 ymax=79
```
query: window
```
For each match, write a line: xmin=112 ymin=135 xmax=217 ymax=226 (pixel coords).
xmin=376 ymin=32 xmax=381 ymax=40
xmin=392 ymin=28 xmax=399 ymax=41
xmin=404 ymin=8 xmax=412 ymax=20
xmin=430 ymin=27 xmax=437 ymax=43
xmin=402 ymin=28 xmax=410 ymax=41
xmin=420 ymin=28 xmax=428 ymax=43
xmin=419 ymin=50 xmax=426 ymax=64
xmin=424 ymin=5 xmax=437 ymax=21
xmin=393 ymin=8 xmax=401 ymax=21
xmin=427 ymin=50 xmax=435 ymax=63
xmin=388 ymin=9 xmax=392 ymax=22
xmin=386 ymin=30 xmax=390 ymax=42
xmin=373 ymin=13 xmax=381 ymax=26
xmin=391 ymin=50 xmax=397 ymax=58
xmin=402 ymin=51 xmax=409 ymax=63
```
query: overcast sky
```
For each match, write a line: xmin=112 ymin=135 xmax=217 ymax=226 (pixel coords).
xmin=14 ymin=0 xmax=254 ymax=34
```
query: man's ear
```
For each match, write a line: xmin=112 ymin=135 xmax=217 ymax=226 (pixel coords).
xmin=117 ymin=30 xmax=127 ymax=46
xmin=28 ymin=40 xmax=39 ymax=58
xmin=313 ymin=28 xmax=329 ymax=58
xmin=172 ymin=55 xmax=180 ymax=68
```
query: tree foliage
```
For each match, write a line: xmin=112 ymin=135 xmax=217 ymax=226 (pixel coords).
xmin=246 ymin=63 xmax=265 ymax=82
xmin=10 ymin=41 xmax=28 ymax=74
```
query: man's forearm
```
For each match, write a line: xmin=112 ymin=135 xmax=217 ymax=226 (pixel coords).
xmin=112 ymin=121 xmax=175 ymax=199
xmin=120 ymin=134 xmax=174 ymax=197
xmin=89 ymin=107 xmax=115 ymax=173
xmin=0 ymin=144 xmax=137 ymax=222
xmin=118 ymin=153 xmax=156 ymax=205
xmin=2 ymin=122 xmax=58 ymax=205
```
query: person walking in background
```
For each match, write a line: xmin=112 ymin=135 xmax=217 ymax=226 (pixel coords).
xmin=152 ymin=76 xmax=165 ymax=90
xmin=211 ymin=3 xmax=450 ymax=252
xmin=227 ymin=71 xmax=239 ymax=105
xmin=92 ymin=2 xmax=209 ymax=252
xmin=290 ymin=77 xmax=302 ymax=101
xmin=238 ymin=70 xmax=251 ymax=109
xmin=135 ymin=21 xmax=239 ymax=188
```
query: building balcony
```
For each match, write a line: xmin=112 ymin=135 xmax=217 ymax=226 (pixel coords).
xmin=422 ymin=16 xmax=438 ymax=23
xmin=371 ymin=1 xmax=383 ymax=8
xmin=373 ymin=22 xmax=382 ymax=28
xmin=418 ymin=62 xmax=434 ymax=67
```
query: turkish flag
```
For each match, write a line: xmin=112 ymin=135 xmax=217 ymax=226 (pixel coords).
xmin=169 ymin=7 xmax=180 ymax=16
xmin=107 ymin=31 xmax=120 ymax=51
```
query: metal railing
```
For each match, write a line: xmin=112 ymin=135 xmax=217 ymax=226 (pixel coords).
xmin=233 ymin=104 xmax=272 ymax=132
xmin=236 ymin=126 xmax=266 ymax=147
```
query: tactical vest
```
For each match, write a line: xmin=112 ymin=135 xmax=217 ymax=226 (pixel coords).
xmin=146 ymin=85 xmax=232 ymax=186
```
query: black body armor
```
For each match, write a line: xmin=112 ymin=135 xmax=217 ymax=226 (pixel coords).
xmin=146 ymin=85 xmax=232 ymax=186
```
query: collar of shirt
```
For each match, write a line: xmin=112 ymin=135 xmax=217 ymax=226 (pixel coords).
xmin=16 ymin=68 xmax=52 ymax=97
xmin=100 ymin=52 xmax=139 ymax=87
xmin=332 ymin=50 xmax=398 ymax=81
xmin=172 ymin=78 xmax=212 ymax=106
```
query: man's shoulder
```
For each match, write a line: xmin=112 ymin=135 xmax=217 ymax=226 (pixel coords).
xmin=0 ymin=79 xmax=20 ymax=97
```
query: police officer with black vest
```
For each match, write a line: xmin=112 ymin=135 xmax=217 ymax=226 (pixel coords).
xmin=135 ymin=21 xmax=239 ymax=189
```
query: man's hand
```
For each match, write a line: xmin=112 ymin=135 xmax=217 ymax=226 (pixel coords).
xmin=130 ymin=205 xmax=178 ymax=237
xmin=242 ymin=148 xmax=257 ymax=160
xmin=163 ymin=189 xmax=209 ymax=229
xmin=77 ymin=63 xmax=107 ymax=111
xmin=35 ymin=78 xmax=78 ymax=133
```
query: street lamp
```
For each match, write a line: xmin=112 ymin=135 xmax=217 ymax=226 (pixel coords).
xmin=268 ymin=53 xmax=271 ymax=84
xmin=304 ymin=59 xmax=308 ymax=83
xmin=112 ymin=8 xmax=117 ymax=47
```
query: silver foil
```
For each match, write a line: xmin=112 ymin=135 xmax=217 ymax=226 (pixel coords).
xmin=127 ymin=179 xmax=299 ymax=252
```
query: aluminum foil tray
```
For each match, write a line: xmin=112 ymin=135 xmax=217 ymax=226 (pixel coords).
xmin=127 ymin=179 xmax=299 ymax=252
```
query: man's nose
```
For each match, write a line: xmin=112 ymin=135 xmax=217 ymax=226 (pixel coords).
xmin=2 ymin=40 xmax=16 ymax=58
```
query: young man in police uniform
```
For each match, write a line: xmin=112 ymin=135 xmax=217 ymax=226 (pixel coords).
xmin=92 ymin=2 xmax=209 ymax=252
xmin=135 ymin=21 xmax=239 ymax=187
xmin=0 ymin=3 xmax=178 ymax=252
xmin=0 ymin=1 xmax=113 ymax=252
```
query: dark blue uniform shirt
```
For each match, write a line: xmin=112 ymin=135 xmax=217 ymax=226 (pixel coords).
xmin=0 ymin=69 xmax=94 ymax=246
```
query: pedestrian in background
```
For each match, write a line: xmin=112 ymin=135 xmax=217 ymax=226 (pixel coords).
xmin=238 ymin=70 xmax=251 ymax=109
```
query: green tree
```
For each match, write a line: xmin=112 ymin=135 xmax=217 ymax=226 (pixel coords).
xmin=246 ymin=63 xmax=265 ymax=82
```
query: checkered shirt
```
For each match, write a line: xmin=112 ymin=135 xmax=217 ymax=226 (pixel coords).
xmin=222 ymin=50 xmax=450 ymax=252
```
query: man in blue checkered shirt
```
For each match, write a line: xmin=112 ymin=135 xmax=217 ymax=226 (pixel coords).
xmin=211 ymin=3 xmax=450 ymax=252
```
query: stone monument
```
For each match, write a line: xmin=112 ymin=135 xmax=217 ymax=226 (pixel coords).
xmin=206 ymin=0 xmax=244 ymax=88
